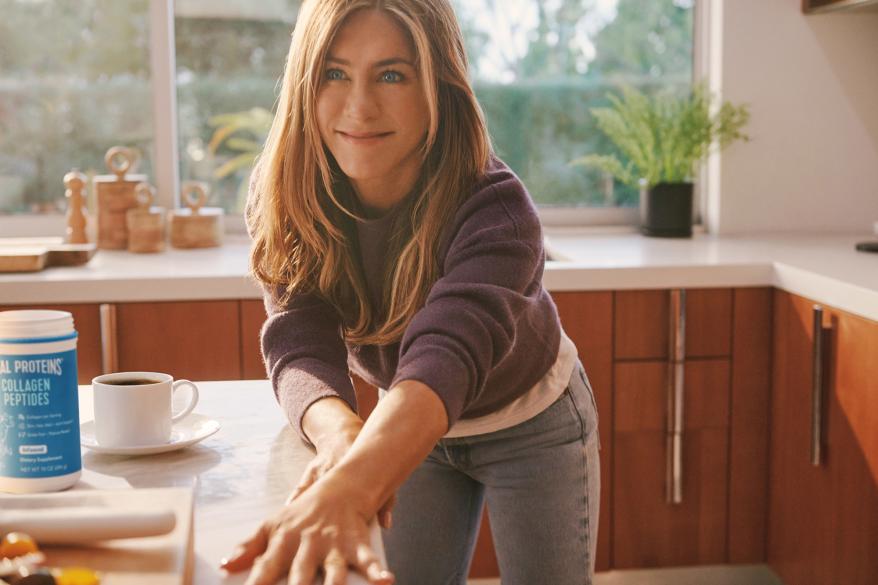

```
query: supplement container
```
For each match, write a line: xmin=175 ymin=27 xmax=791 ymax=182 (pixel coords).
xmin=0 ymin=310 xmax=81 ymax=493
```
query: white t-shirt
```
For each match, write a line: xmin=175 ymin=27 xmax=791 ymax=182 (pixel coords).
xmin=378 ymin=329 xmax=578 ymax=438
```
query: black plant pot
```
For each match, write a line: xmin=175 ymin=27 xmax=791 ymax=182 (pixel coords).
xmin=640 ymin=182 xmax=694 ymax=238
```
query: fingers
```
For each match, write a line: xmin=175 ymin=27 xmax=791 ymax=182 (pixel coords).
xmin=321 ymin=550 xmax=349 ymax=585
xmin=353 ymin=542 xmax=395 ymax=585
xmin=239 ymin=528 xmax=392 ymax=585
xmin=220 ymin=522 xmax=271 ymax=573
xmin=287 ymin=539 xmax=320 ymax=585
xmin=244 ymin=528 xmax=300 ymax=585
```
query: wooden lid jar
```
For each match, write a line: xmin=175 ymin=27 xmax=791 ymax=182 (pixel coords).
xmin=93 ymin=147 xmax=147 ymax=250
xmin=126 ymin=183 xmax=166 ymax=254
xmin=169 ymin=182 xmax=224 ymax=249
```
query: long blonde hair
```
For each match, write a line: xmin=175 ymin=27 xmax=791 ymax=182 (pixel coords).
xmin=248 ymin=0 xmax=491 ymax=346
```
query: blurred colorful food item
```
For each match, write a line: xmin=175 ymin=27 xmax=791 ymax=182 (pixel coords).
xmin=0 ymin=533 xmax=100 ymax=585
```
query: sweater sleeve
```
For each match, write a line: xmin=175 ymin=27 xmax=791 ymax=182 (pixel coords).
xmin=389 ymin=182 xmax=545 ymax=430
xmin=260 ymin=288 xmax=359 ymax=445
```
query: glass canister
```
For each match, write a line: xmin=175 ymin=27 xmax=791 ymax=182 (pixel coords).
xmin=0 ymin=310 xmax=82 ymax=493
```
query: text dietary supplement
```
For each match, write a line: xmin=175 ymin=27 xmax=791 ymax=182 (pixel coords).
xmin=0 ymin=310 xmax=82 ymax=493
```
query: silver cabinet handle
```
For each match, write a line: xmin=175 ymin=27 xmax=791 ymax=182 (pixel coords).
xmin=811 ymin=305 xmax=825 ymax=467
xmin=99 ymin=303 xmax=118 ymax=375
xmin=666 ymin=289 xmax=686 ymax=504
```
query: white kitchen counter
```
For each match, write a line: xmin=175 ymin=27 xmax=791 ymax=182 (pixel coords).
xmin=1 ymin=230 xmax=877 ymax=322
xmin=543 ymin=229 xmax=878 ymax=321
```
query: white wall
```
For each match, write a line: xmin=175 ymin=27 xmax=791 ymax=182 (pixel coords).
xmin=709 ymin=0 xmax=878 ymax=235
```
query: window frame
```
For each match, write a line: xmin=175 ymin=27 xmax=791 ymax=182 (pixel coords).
xmin=1 ymin=0 xmax=709 ymax=236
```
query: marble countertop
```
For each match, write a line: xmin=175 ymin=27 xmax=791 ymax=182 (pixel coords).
xmin=73 ymin=380 xmax=351 ymax=585
xmin=75 ymin=380 xmax=305 ymax=584
xmin=2 ymin=230 xmax=877 ymax=321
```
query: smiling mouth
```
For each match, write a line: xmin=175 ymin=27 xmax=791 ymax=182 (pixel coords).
xmin=337 ymin=131 xmax=393 ymax=142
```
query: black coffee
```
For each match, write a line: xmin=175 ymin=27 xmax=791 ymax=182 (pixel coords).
xmin=110 ymin=378 xmax=161 ymax=386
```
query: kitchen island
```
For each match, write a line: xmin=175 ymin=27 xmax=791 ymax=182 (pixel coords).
xmin=75 ymin=379 xmax=324 ymax=585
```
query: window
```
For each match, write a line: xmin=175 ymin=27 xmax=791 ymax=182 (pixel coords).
xmin=456 ymin=0 xmax=695 ymax=209
xmin=174 ymin=0 xmax=297 ymax=213
xmin=0 ymin=0 xmax=154 ymax=218
xmin=1 ymin=0 xmax=695 ymax=228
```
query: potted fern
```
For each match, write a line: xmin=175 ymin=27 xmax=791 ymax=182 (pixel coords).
xmin=572 ymin=84 xmax=750 ymax=237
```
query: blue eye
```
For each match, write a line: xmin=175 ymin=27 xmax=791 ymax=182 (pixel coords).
xmin=325 ymin=69 xmax=345 ymax=81
xmin=381 ymin=70 xmax=404 ymax=83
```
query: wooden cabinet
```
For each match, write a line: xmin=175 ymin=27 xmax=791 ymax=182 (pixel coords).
xmin=2 ymin=301 xmax=244 ymax=384
xmin=0 ymin=303 xmax=102 ymax=384
xmin=768 ymin=290 xmax=878 ymax=585
xmin=611 ymin=288 xmax=771 ymax=569
xmin=728 ymin=288 xmax=773 ymax=563
xmin=612 ymin=289 xmax=733 ymax=568
xmin=828 ymin=302 xmax=878 ymax=582
xmin=112 ymin=301 xmax=242 ymax=381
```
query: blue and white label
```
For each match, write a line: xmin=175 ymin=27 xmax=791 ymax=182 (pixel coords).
xmin=0 ymin=349 xmax=81 ymax=479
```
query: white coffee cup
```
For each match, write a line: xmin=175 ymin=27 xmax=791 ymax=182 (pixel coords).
xmin=91 ymin=372 xmax=199 ymax=447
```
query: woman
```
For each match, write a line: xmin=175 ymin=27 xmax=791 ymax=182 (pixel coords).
xmin=221 ymin=1 xmax=600 ymax=584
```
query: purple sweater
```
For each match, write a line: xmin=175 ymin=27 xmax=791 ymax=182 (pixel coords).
xmin=258 ymin=157 xmax=563 ymax=441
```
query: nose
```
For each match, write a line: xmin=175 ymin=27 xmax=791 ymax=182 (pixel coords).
xmin=343 ymin=79 xmax=380 ymax=122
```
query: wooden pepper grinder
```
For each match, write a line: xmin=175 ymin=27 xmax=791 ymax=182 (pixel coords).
xmin=126 ymin=182 xmax=166 ymax=254
xmin=169 ymin=182 xmax=224 ymax=249
xmin=64 ymin=169 xmax=88 ymax=244
xmin=93 ymin=146 xmax=147 ymax=250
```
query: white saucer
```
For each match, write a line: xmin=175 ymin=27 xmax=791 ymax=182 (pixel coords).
xmin=80 ymin=413 xmax=220 ymax=455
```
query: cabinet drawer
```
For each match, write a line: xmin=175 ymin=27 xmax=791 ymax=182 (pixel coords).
xmin=614 ymin=359 xmax=731 ymax=432
xmin=613 ymin=427 xmax=729 ymax=568
xmin=614 ymin=289 xmax=733 ymax=360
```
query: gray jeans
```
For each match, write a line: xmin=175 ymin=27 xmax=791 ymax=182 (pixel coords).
xmin=382 ymin=361 xmax=601 ymax=585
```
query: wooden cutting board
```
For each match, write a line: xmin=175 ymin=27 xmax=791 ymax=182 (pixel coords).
xmin=0 ymin=247 xmax=49 ymax=272
xmin=0 ymin=238 xmax=97 ymax=272
xmin=0 ymin=487 xmax=194 ymax=585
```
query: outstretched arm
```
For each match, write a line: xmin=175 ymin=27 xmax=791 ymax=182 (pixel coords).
xmin=222 ymin=378 xmax=447 ymax=585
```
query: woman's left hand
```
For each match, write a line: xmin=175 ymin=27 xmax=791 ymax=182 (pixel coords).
xmin=221 ymin=477 xmax=395 ymax=585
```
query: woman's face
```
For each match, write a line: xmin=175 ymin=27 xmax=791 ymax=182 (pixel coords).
xmin=316 ymin=9 xmax=430 ymax=202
